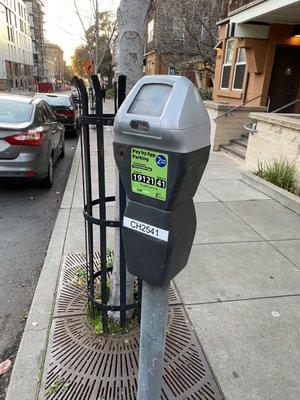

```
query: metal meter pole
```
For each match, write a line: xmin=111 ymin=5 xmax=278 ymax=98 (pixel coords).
xmin=137 ymin=282 xmax=170 ymax=400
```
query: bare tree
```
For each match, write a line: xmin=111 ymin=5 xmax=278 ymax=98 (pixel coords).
xmin=73 ymin=0 xmax=116 ymax=74
xmin=109 ymin=0 xmax=152 ymax=314
xmin=151 ymin=0 xmax=222 ymax=80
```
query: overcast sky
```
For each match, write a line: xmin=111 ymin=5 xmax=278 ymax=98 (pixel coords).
xmin=43 ymin=0 xmax=120 ymax=64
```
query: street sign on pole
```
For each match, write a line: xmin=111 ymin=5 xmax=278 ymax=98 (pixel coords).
xmin=113 ymin=75 xmax=211 ymax=399
xmin=83 ymin=59 xmax=95 ymax=74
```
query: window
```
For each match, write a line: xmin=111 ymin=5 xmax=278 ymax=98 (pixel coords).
xmin=200 ymin=16 xmax=208 ymax=39
xmin=232 ymin=48 xmax=246 ymax=90
xmin=42 ymin=104 xmax=54 ymax=123
xmin=147 ymin=19 xmax=154 ymax=43
xmin=37 ymin=107 xmax=46 ymax=124
xmin=173 ymin=17 xmax=185 ymax=39
xmin=0 ymin=99 xmax=33 ymax=123
xmin=220 ymin=39 xmax=234 ymax=89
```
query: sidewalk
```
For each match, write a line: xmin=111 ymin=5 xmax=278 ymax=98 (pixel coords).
xmin=6 ymin=100 xmax=300 ymax=400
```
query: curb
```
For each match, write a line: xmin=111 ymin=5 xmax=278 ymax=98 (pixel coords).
xmin=5 ymin=142 xmax=82 ymax=400
xmin=241 ymin=171 xmax=300 ymax=214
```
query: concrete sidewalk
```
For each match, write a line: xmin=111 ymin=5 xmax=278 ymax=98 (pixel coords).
xmin=6 ymin=99 xmax=300 ymax=400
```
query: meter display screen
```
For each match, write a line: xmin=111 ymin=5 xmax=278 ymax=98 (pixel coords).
xmin=128 ymin=84 xmax=172 ymax=117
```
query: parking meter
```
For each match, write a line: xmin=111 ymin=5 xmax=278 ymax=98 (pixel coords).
xmin=114 ymin=75 xmax=210 ymax=287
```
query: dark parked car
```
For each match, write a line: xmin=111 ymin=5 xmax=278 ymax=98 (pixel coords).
xmin=0 ymin=95 xmax=65 ymax=188
xmin=71 ymin=88 xmax=80 ymax=105
xmin=34 ymin=93 xmax=79 ymax=135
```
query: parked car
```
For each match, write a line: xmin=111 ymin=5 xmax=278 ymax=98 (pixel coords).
xmin=34 ymin=93 xmax=79 ymax=136
xmin=71 ymin=88 xmax=80 ymax=105
xmin=0 ymin=95 xmax=65 ymax=188
xmin=36 ymin=82 xmax=54 ymax=93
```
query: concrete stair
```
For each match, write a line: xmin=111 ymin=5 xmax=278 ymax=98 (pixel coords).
xmin=220 ymin=133 xmax=249 ymax=161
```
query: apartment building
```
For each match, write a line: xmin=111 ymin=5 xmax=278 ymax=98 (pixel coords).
xmin=44 ymin=42 xmax=65 ymax=84
xmin=213 ymin=0 xmax=300 ymax=112
xmin=144 ymin=0 xmax=222 ymax=88
xmin=207 ymin=0 xmax=300 ymax=178
xmin=0 ymin=0 xmax=34 ymax=90
xmin=24 ymin=0 xmax=45 ymax=82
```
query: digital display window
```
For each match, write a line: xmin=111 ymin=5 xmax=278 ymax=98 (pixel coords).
xmin=128 ymin=84 xmax=172 ymax=117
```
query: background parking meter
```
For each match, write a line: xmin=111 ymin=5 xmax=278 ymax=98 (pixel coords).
xmin=114 ymin=75 xmax=210 ymax=286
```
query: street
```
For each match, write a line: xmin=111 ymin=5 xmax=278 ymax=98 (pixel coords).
xmin=0 ymin=134 xmax=78 ymax=399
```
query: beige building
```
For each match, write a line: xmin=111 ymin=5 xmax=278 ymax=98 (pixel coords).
xmin=213 ymin=0 xmax=300 ymax=112
xmin=44 ymin=57 xmax=55 ymax=83
xmin=207 ymin=0 xmax=300 ymax=179
xmin=44 ymin=42 xmax=65 ymax=84
xmin=0 ymin=0 xmax=34 ymax=91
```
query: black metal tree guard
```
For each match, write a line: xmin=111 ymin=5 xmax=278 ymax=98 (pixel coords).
xmin=73 ymin=74 xmax=141 ymax=333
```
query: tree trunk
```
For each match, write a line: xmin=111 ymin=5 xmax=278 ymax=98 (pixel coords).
xmin=109 ymin=0 xmax=151 ymax=316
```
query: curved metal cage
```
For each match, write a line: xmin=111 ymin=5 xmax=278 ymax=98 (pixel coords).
xmin=73 ymin=75 xmax=141 ymax=333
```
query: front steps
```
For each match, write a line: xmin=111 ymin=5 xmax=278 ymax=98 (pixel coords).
xmin=220 ymin=133 xmax=249 ymax=161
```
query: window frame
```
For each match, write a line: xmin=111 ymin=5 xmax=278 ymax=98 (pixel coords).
xmin=147 ymin=19 xmax=154 ymax=43
xmin=173 ymin=16 xmax=185 ymax=40
xmin=36 ymin=106 xmax=46 ymax=124
xmin=232 ymin=47 xmax=247 ymax=91
xmin=220 ymin=38 xmax=234 ymax=90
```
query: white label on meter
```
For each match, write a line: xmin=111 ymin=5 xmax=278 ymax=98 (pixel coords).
xmin=123 ymin=217 xmax=169 ymax=242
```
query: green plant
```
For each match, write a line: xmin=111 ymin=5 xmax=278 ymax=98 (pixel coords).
xmin=198 ymin=87 xmax=212 ymax=100
xmin=257 ymin=158 xmax=299 ymax=195
xmin=36 ymin=369 xmax=43 ymax=384
xmin=106 ymin=88 xmax=114 ymax=99
xmin=23 ymin=311 xmax=29 ymax=321
xmin=87 ymin=304 xmax=125 ymax=336
xmin=45 ymin=376 xmax=70 ymax=396
xmin=106 ymin=247 xmax=114 ymax=268
xmin=75 ymin=265 xmax=86 ymax=277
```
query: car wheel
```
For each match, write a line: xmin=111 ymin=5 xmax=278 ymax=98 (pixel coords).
xmin=39 ymin=155 xmax=54 ymax=189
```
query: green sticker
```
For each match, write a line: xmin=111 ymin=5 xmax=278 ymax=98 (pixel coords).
xmin=131 ymin=147 xmax=168 ymax=201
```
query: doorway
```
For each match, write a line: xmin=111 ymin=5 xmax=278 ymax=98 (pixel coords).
xmin=268 ymin=46 xmax=300 ymax=112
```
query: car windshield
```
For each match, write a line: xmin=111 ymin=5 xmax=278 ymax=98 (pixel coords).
xmin=0 ymin=99 xmax=33 ymax=123
xmin=37 ymin=95 xmax=71 ymax=107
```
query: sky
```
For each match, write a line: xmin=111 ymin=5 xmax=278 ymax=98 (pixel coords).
xmin=43 ymin=0 xmax=120 ymax=65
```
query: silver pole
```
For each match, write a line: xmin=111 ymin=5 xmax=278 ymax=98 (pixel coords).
xmin=137 ymin=282 xmax=170 ymax=400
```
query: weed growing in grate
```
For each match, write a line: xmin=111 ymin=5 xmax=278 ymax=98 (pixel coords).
xmin=87 ymin=303 xmax=125 ymax=335
xmin=106 ymin=247 xmax=114 ymax=268
xmin=45 ymin=376 xmax=71 ymax=396
xmin=75 ymin=265 xmax=86 ymax=277
xmin=86 ymin=302 xmax=139 ymax=336
xmin=257 ymin=158 xmax=299 ymax=195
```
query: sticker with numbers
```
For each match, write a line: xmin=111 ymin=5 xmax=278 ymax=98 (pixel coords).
xmin=123 ymin=217 xmax=169 ymax=242
xmin=131 ymin=147 xmax=168 ymax=201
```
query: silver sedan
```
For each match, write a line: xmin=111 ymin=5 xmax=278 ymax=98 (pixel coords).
xmin=0 ymin=95 xmax=65 ymax=188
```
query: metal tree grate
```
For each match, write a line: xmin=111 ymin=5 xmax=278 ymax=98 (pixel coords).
xmin=41 ymin=253 xmax=223 ymax=400
xmin=54 ymin=253 xmax=181 ymax=318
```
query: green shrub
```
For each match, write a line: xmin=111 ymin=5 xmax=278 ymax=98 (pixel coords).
xmin=106 ymin=88 xmax=114 ymax=99
xmin=257 ymin=158 xmax=299 ymax=195
xmin=198 ymin=87 xmax=212 ymax=100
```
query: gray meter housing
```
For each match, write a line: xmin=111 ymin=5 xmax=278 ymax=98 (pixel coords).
xmin=114 ymin=75 xmax=210 ymax=286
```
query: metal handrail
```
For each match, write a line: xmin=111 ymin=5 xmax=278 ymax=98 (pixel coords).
xmin=270 ymin=98 xmax=300 ymax=114
xmin=243 ymin=97 xmax=300 ymax=135
xmin=214 ymin=94 xmax=262 ymax=121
